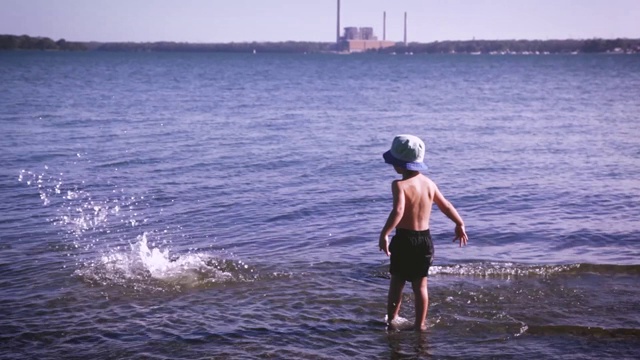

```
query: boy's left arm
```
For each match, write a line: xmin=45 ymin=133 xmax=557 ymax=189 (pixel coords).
xmin=433 ymin=185 xmax=468 ymax=247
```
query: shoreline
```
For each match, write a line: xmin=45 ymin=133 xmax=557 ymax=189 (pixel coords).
xmin=2 ymin=34 xmax=640 ymax=54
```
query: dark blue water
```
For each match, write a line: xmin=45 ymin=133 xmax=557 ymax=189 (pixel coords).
xmin=1 ymin=51 xmax=639 ymax=359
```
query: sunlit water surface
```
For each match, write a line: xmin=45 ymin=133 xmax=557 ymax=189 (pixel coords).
xmin=1 ymin=52 xmax=639 ymax=359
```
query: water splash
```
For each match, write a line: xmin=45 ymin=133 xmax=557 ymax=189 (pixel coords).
xmin=19 ymin=168 xmax=132 ymax=238
xmin=76 ymin=232 xmax=255 ymax=292
xmin=19 ymin=165 xmax=255 ymax=292
xmin=19 ymin=168 xmax=62 ymax=206
xmin=384 ymin=315 xmax=415 ymax=332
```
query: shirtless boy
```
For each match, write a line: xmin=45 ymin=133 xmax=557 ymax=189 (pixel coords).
xmin=379 ymin=134 xmax=468 ymax=331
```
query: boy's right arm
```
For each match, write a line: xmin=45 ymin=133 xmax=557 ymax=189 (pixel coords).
xmin=433 ymin=185 xmax=468 ymax=247
xmin=379 ymin=180 xmax=405 ymax=256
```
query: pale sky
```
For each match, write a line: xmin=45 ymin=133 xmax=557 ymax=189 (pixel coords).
xmin=1 ymin=0 xmax=639 ymax=43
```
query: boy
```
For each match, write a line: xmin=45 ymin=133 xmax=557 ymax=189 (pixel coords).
xmin=379 ymin=134 xmax=468 ymax=331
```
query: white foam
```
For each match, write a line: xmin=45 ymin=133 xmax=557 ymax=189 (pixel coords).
xmin=430 ymin=262 xmax=580 ymax=277
xmin=384 ymin=315 xmax=414 ymax=331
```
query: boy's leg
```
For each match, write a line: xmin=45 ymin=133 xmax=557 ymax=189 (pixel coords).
xmin=410 ymin=277 xmax=428 ymax=331
xmin=387 ymin=275 xmax=405 ymax=327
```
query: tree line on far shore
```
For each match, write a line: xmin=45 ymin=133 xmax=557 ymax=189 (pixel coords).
xmin=380 ymin=38 xmax=640 ymax=54
xmin=0 ymin=35 xmax=87 ymax=51
xmin=2 ymin=34 xmax=639 ymax=54
xmin=86 ymin=40 xmax=335 ymax=53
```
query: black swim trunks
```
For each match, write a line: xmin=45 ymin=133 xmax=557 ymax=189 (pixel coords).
xmin=389 ymin=228 xmax=434 ymax=281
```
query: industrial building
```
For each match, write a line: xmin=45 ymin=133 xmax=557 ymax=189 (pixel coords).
xmin=335 ymin=0 xmax=405 ymax=53
xmin=339 ymin=26 xmax=394 ymax=52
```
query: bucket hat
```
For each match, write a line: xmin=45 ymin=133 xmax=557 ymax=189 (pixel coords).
xmin=383 ymin=134 xmax=428 ymax=171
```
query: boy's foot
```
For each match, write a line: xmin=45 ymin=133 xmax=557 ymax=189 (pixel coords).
xmin=414 ymin=324 xmax=427 ymax=332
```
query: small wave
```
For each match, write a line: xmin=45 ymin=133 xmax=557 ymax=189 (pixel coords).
xmin=430 ymin=262 xmax=640 ymax=278
xmin=526 ymin=324 xmax=640 ymax=339
xmin=431 ymin=262 xmax=579 ymax=277
xmin=565 ymin=263 xmax=640 ymax=276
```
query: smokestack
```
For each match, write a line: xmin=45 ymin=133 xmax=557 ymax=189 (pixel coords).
xmin=383 ymin=11 xmax=386 ymax=41
xmin=336 ymin=0 xmax=341 ymax=44
xmin=404 ymin=12 xmax=407 ymax=45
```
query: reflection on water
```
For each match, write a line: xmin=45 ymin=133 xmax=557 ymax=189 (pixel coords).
xmin=386 ymin=331 xmax=432 ymax=360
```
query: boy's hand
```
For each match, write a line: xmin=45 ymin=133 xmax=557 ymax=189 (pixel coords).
xmin=379 ymin=235 xmax=390 ymax=256
xmin=453 ymin=224 xmax=468 ymax=247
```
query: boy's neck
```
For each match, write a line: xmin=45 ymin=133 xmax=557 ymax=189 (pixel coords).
xmin=401 ymin=170 xmax=420 ymax=180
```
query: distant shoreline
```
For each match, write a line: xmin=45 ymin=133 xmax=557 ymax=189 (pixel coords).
xmin=2 ymin=34 xmax=639 ymax=54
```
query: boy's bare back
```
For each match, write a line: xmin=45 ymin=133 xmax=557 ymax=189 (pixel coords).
xmin=392 ymin=172 xmax=460 ymax=232
xmin=393 ymin=173 xmax=435 ymax=231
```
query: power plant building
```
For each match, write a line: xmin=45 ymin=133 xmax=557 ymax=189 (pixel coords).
xmin=335 ymin=1 xmax=399 ymax=52
xmin=338 ymin=27 xmax=395 ymax=52
xmin=359 ymin=27 xmax=375 ymax=40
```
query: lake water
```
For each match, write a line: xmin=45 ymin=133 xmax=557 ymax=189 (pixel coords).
xmin=1 ymin=51 xmax=639 ymax=359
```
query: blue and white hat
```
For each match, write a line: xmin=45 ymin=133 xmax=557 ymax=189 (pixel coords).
xmin=383 ymin=134 xmax=428 ymax=171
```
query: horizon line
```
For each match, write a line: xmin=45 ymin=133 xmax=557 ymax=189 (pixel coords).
xmin=4 ymin=34 xmax=640 ymax=44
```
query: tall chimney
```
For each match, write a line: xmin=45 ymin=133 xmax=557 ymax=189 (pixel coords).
xmin=404 ymin=12 xmax=407 ymax=45
xmin=336 ymin=0 xmax=341 ymax=43
xmin=383 ymin=11 xmax=386 ymax=41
